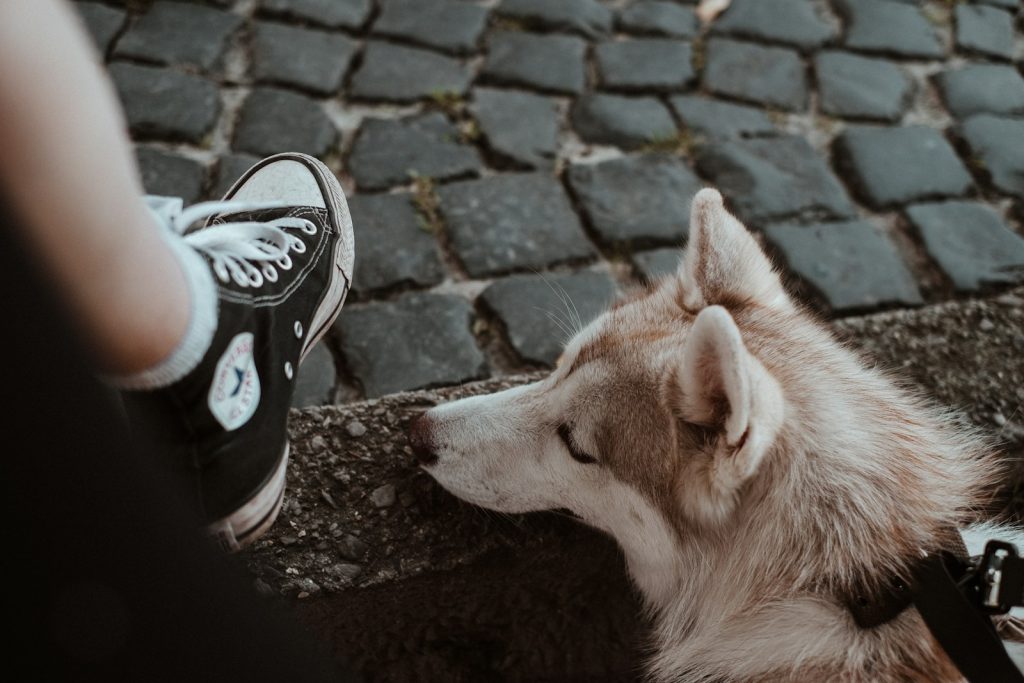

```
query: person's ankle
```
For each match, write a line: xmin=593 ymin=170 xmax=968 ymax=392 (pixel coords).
xmin=105 ymin=225 xmax=217 ymax=390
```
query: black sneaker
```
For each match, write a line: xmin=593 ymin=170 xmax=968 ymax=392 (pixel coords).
xmin=123 ymin=153 xmax=353 ymax=551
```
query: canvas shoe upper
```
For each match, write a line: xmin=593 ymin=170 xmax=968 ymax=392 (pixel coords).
xmin=123 ymin=153 xmax=353 ymax=551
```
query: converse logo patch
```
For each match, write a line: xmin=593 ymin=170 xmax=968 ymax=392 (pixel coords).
xmin=208 ymin=332 xmax=261 ymax=430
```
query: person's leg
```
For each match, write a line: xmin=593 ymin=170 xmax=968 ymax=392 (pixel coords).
xmin=0 ymin=0 xmax=355 ymax=549
xmin=0 ymin=0 xmax=189 ymax=375
xmin=0 ymin=196 xmax=361 ymax=683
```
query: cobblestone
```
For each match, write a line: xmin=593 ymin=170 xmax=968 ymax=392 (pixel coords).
xmin=251 ymin=21 xmax=357 ymax=95
xmin=703 ymin=38 xmax=808 ymax=111
xmin=351 ymin=42 xmax=472 ymax=103
xmin=906 ymin=201 xmax=1024 ymax=291
xmin=567 ymin=154 xmax=700 ymax=246
xmin=955 ymin=4 xmax=1015 ymax=60
xmin=103 ymin=0 xmax=1024 ymax=403
xmin=348 ymin=113 xmax=482 ymax=191
xmin=76 ymin=2 xmax=126 ymax=54
xmin=259 ymin=0 xmax=371 ymax=30
xmin=347 ymin=193 xmax=446 ymax=293
xmin=373 ymin=0 xmax=489 ymax=55
xmin=438 ymin=173 xmax=595 ymax=277
xmin=696 ymin=135 xmax=855 ymax=224
xmin=815 ymin=51 xmax=912 ymax=122
xmin=670 ymin=96 xmax=775 ymax=139
xmin=470 ymin=88 xmax=559 ymax=169
xmin=765 ymin=221 xmax=923 ymax=311
xmin=712 ymin=0 xmax=835 ymax=51
xmin=136 ymin=147 xmax=206 ymax=204
xmin=210 ymin=153 xmax=260 ymax=200
xmin=291 ymin=342 xmax=336 ymax=408
xmin=234 ymin=88 xmax=336 ymax=158
xmin=571 ymin=94 xmax=677 ymax=149
xmin=481 ymin=32 xmax=587 ymax=96
xmin=114 ymin=1 xmax=242 ymax=72
xmin=480 ymin=271 xmax=619 ymax=365
xmin=617 ymin=1 xmax=697 ymax=39
xmin=835 ymin=0 xmax=944 ymax=59
xmin=110 ymin=63 xmax=220 ymax=144
xmin=835 ymin=126 xmax=973 ymax=208
xmin=959 ymin=115 xmax=1024 ymax=200
xmin=335 ymin=293 xmax=487 ymax=397
xmin=633 ymin=248 xmax=682 ymax=282
xmin=595 ymin=39 xmax=695 ymax=92
xmin=496 ymin=0 xmax=612 ymax=39
xmin=936 ymin=65 xmax=1024 ymax=119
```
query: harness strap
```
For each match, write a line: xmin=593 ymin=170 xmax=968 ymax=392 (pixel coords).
xmin=912 ymin=550 xmax=1024 ymax=683
xmin=845 ymin=535 xmax=1024 ymax=682
xmin=846 ymin=531 xmax=967 ymax=629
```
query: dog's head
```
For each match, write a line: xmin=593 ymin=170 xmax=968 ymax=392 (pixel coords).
xmin=409 ymin=189 xmax=805 ymax=542
xmin=408 ymin=187 xmax=998 ymax=682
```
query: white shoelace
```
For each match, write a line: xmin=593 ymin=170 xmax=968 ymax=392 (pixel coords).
xmin=146 ymin=196 xmax=318 ymax=288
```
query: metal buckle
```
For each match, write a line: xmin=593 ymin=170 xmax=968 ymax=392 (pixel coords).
xmin=978 ymin=540 xmax=1018 ymax=614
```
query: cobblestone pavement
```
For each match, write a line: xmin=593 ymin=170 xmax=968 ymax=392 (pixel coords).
xmin=78 ymin=0 xmax=1024 ymax=404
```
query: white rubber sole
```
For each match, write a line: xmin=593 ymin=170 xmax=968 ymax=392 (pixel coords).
xmin=293 ymin=154 xmax=354 ymax=362
xmin=207 ymin=443 xmax=289 ymax=552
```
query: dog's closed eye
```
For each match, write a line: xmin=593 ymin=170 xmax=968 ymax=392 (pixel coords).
xmin=557 ymin=423 xmax=598 ymax=465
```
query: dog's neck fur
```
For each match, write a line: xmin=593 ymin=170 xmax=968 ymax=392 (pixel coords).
xmin=620 ymin=313 xmax=993 ymax=682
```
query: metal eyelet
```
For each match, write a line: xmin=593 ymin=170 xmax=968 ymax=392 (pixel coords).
xmin=284 ymin=362 xmax=294 ymax=380
xmin=294 ymin=321 xmax=303 ymax=338
xmin=302 ymin=222 xmax=317 ymax=235
xmin=291 ymin=240 xmax=307 ymax=255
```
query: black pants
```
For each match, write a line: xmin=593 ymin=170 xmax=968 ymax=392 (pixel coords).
xmin=0 ymin=200 xmax=360 ymax=682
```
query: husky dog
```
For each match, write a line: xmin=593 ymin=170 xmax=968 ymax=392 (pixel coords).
xmin=408 ymin=189 xmax=1023 ymax=681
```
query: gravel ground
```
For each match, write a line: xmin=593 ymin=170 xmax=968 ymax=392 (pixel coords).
xmin=243 ymin=287 xmax=1024 ymax=682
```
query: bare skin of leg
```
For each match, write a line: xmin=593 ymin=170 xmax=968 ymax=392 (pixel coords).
xmin=0 ymin=0 xmax=190 ymax=375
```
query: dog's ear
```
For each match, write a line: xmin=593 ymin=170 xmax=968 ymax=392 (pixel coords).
xmin=673 ymin=306 xmax=785 ymax=524
xmin=678 ymin=188 xmax=790 ymax=311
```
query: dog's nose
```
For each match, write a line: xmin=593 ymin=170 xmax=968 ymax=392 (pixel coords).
xmin=407 ymin=413 xmax=438 ymax=466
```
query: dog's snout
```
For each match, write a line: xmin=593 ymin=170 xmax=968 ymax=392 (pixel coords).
xmin=407 ymin=413 xmax=439 ymax=466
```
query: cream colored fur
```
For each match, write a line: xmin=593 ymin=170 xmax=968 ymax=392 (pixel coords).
xmin=417 ymin=188 xmax=1020 ymax=681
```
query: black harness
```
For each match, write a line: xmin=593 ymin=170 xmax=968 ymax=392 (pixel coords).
xmin=847 ymin=536 xmax=1024 ymax=682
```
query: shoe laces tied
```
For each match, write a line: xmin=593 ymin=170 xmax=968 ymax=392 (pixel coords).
xmin=146 ymin=196 xmax=318 ymax=288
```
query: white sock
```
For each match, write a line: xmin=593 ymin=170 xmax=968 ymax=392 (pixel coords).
xmin=109 ymin=229 xmax=218 ymax=390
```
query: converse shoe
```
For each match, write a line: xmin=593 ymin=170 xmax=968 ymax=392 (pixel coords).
xmin=122 ymin=153 xmax=353 ymax=551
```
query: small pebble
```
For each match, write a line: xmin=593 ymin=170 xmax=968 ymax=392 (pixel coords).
xmin=310 ymin=435 xmax=328 ymax=451
xmin=980 ymin=318 xmax=996 ymax=332
xmin=281 ymin=534 xmax=298 ymax=546
xmin=346 ymin=420 xmax=367 ymax=437
xmin=338 ymin=534 xmax=369 ymax=561
xmin=320 ymin=489 xmax=339 ymax=509
xmin=371 ymin=484 xmax=397 ymax=508
xmin=994 ymin=412 xmax=1007 ymax=427
xmin=327 ymin=562 xmax=362 ymax=581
